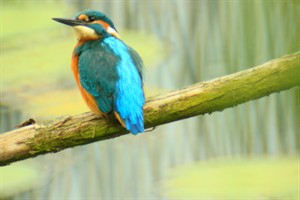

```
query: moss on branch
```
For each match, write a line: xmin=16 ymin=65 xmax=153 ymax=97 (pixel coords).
xmin=1 ymin=52 xmax=299 ymax=166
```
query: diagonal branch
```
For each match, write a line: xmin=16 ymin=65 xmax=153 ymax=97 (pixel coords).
xmin=1 ymin=52 xmax=299 ymax=166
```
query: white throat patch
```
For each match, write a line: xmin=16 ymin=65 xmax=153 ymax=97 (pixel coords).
xmin=73 ymin=25 xmax=99 ymax=40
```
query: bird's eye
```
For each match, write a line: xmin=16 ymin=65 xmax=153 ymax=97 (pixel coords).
xmin=89 ymin=17 xmax=95 ymax=22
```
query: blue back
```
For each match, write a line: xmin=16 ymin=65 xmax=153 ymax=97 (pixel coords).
xmin=75 ymin=37 xmax=145 ymax=134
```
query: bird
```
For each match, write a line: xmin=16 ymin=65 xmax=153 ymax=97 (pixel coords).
xmin=53 ymin=10 xmax=145 ymax=135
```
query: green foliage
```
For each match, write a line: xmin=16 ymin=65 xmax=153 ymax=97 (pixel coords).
xmin=0 ymin=162 xmax=39 ymax=198
xmin=164 ymin=158 xmax=298 ymax=199
xmin=1 ymin=1 xmax=299 ymax=199
xmin=1 ymin=1 xmax=64 ymax=37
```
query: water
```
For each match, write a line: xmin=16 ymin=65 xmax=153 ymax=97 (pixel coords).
xmin=1 ymin=1 xmax=299 ymax=199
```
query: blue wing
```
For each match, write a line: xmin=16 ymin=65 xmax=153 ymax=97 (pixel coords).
xmin=103 ymin=37 xmax=145 ymax=134
xmin=78 ymin=41 xmax=119 ymax=113
xmin=77 ymin=38 xmax=145 ymax=134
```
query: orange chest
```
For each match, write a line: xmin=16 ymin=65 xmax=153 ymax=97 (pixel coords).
xmin=71 ymin=55 xmax=81 ymax=87
xmin=71 ymin=53 xmax=103 ymax=116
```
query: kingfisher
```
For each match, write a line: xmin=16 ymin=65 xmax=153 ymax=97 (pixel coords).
xmin=53 ymin=10 xmax=145 ymax=135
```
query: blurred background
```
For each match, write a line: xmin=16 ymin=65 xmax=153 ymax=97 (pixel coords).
xmin=1 ymin=0 xmax=299 ymax=199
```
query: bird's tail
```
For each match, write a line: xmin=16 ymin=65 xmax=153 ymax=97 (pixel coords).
xmin=114 ymin=111 xmax=144 ymax=135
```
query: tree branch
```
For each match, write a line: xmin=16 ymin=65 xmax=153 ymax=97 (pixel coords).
xmin=1 ymin=52 xmax=299 ymax=166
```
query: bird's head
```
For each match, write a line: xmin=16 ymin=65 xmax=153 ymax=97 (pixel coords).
xmin=53 ymin=9 xmax=119 ymax=41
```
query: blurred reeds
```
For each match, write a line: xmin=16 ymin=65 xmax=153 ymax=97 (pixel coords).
xmin=1 ymin=0 xmax=299 ymax=199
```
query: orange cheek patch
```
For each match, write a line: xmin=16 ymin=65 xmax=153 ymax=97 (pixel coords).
xmin=92 ymin=20 xmax=120 ymax=38
xmin=78 ymin=14 xmax=88 ymax=21
xmin=93 ymin=20 xmax=109 ymax=28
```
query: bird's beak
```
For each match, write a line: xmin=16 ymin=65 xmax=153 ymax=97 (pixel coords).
xmin=52 ymin=17 xmax=120 ymax=40
xmin=53 ymin=17 xmax=99 ymax=41
xmin=52 ymin=18 xmax=87 ymax=27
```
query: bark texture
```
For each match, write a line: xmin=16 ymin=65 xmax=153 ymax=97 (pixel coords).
xmin=1 ymin=52 xmax=299 ymax=166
